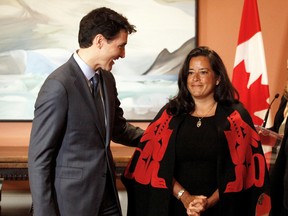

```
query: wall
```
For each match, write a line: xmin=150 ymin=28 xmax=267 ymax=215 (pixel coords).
xmin=1 ymin=1 xmax=287 ymax=142
xmin=198 ymin=0 xmax=288 ymax=119
xmin=0 ymin=122 xmax=147 ymax=147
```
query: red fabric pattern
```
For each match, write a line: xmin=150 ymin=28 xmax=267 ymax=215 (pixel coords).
xmin=124 ymin=110 xmax=173 ymax=188
xmin=224 ymin=110 xmax=266 ymax=193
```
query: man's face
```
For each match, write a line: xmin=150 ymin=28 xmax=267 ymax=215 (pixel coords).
xmin=98 ymin=30 xmax=128 ymax=71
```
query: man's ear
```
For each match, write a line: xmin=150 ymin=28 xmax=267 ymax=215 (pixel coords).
xmin=94 ymin=34 xmax=104 ymax=49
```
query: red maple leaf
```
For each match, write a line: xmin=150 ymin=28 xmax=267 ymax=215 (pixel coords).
xmin=232 ymin=60 xmax=269 ymax=125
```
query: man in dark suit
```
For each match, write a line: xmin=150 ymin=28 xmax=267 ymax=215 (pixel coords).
xmin=28 ymin=7 xmax=143 ymax=216
xmin=270 ymin=65 xmax=288 ymax=216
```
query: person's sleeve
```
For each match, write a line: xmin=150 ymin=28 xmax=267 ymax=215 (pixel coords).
xmin=28 ymin=79 xmax=68 ymax=216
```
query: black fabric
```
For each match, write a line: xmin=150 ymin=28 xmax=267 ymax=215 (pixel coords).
xmin=170 ymin=115 xmax=219 ymax=215
xmin=270 ymin=95 xmax=287 ymax=133
xmin=280 ymin=206 xmax=288 ymax=216
xmin=266 ymin=94 xmax=288 ymax=216
xmin=270 ymin=119 xmax=288 ymax=216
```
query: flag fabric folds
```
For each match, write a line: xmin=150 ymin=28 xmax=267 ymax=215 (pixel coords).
xmin=232 ymin=0 xmax=270 ymax=126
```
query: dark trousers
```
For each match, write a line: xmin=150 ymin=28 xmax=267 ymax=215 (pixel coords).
xmin=98 ymin=175 xmax=121 ymax=216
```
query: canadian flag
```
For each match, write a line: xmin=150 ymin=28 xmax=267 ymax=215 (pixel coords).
xmin=233 ymin=1 xmax=271 ymax=215
xmin=232 ymin=0 xmax=270 ymax=126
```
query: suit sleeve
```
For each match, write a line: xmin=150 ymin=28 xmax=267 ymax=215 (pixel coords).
xmin=28 ymin=78 xmax=68 ymax=216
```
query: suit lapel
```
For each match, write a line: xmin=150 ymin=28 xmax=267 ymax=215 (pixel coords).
xmin=96 ymin=73 xmax=107 ymax=139
xmin=70 ymin=58 xmax=106 ymax=142
xmin=101 ymin=71 xmax=111 ymax=147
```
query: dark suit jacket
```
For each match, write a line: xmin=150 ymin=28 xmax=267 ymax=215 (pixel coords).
xmin=270 ymin=95 xmax=288 ymax=215
xmin=270 ymin=95 xmax=287 ymax=133
xmin=28 ymin=56 xmax=143 ymax=216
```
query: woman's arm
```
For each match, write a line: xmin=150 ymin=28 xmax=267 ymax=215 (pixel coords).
xmin=206 ymin=189 xmax=219 ymax=209
xmin=172 ymin=178 xmax=207 ymax=210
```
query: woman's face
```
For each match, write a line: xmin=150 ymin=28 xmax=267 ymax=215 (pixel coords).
xmin=186 ymin=56 xmax=219 ymax=100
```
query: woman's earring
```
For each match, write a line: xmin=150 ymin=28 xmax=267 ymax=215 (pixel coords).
xmin=216 ymin=80 xmax=220 ymax=85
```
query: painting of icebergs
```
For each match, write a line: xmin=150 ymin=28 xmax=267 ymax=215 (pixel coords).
xmin=0 ymin=0 xmax=197 ymax=120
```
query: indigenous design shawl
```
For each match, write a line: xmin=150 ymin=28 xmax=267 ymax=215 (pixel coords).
xmin=122 ymin=103 xmax=270 ymax=216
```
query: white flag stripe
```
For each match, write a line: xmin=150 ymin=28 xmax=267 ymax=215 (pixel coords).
xmin=233 ymin=32 xmax=268 ymax=88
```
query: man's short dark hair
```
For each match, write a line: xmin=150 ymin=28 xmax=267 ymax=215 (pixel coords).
xmin=78 ymin=7 xmax=136 ymax=48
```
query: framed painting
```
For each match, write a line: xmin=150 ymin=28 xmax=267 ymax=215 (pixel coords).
xmin=0 ymin=0 xmax=198 ymax=121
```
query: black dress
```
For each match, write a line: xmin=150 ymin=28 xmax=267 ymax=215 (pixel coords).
xmin=169 ymin=114 xmax=220 ymax=216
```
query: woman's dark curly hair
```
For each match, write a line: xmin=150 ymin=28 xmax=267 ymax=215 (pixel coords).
xmin=167 ymin=46 xmax=239 ymax=116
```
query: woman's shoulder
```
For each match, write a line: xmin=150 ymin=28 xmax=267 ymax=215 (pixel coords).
xmin=217 ymin=101 xmax=253 ymax=121
xmin=217 ymin=101 xmax=255 ymax=126
xmin=218 ymin=101 xmax=246 ymax=112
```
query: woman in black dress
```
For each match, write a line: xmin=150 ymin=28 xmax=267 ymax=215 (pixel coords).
xmin=122 ymin=46 xmax=270 ymax=216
